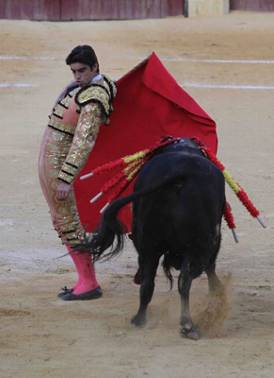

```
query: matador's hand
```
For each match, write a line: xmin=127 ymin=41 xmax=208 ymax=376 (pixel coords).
xmin=56 ymin=181 xmax=71 ymax=200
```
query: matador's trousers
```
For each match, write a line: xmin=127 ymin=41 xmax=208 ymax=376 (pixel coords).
xmin=38 ymin=128 xmax=86 ymax=247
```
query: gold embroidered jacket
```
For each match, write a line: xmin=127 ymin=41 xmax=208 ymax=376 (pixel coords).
xmin=57 ymin=75 xmax=116 ymax=184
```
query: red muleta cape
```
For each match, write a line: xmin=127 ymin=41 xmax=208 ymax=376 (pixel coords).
xmin=74 ymin=52 xmax=218 ymax=232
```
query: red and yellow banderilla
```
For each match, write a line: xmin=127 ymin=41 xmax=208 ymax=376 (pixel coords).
xmin=81 ymin=137 xmax=266 ymax=242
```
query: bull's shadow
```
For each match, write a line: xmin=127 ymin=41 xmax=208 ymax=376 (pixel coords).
xmin=83 ymin=138 xmax=226 ymax=340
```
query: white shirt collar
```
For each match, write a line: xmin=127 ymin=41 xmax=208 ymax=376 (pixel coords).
xmin=91 ymin=74 xmax=102 ymax=82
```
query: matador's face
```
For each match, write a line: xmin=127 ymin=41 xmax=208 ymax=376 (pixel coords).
xmin=70 ymin=62 xmax=98 ymax=87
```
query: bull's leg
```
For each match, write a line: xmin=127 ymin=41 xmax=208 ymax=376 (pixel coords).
xmin=206 ymin=263 xmax=223 ymax=295
xmin=178 ymin=265 xmax=200 ymax=340
xmin=206 ymin=232 xmax=223 ymax=295
xmin=131 ymin=253 xmax=160 ymax=327
xmin=133 ymin=256 xmax=143 ymax=285
xmin=133 ymin=267 xmax=142 ymax=285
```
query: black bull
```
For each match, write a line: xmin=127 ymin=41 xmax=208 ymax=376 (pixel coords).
xmin=87 ymin=138 xmax=226 ymax=339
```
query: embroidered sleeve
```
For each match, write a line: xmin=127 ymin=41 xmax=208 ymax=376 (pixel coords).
xmin=76 ymin=85 xmax=112 ymax=118
xmin=58 ymin=103 xmax=102 ymax=184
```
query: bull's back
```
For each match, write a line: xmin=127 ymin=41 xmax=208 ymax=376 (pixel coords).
xmin=135 ymin=151 xmax=224 ymax=199
xmin=134 ymin=151 xmax=225 ymax=243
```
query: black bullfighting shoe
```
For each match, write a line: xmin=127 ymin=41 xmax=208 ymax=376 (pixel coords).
xmin=60 ymin=287 xmax=102 ymax=301
xmin=57 ymin=286 xmax=73 ymax=298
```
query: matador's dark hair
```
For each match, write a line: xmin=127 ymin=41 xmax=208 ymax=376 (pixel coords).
xmin=66 ymin=45 xmax=99 ymax=72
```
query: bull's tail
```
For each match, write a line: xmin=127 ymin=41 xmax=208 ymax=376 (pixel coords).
xmin=90 ymin=176 xmax=182 ymax=261
xmin=90 ymin=195 xmax=133 ymax=261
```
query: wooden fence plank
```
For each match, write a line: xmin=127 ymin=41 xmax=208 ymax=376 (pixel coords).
xmin=0 ymin=0 xmax=60 ymax=20
xmin=230 ymin=0 xmax=274 ymax=11
xmin=0 ymin=0 xmax=184 ymax=20
xmin=61 ymin=0 xmax=184 ymax=20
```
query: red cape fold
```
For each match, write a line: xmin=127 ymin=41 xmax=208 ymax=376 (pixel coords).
xmin=74 ymin=52 xmax=218 ymax=232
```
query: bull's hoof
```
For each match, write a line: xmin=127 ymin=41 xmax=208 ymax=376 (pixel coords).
xmin=180 ymin=323 xmax=200 ymax=340
xmin=131 ymin=314 xmax=146 ymax=327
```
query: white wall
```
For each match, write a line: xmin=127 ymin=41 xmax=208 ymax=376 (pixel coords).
xmin=187 ymin=0 xmax=229 ymax=17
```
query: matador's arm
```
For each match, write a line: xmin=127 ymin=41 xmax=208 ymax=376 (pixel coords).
xmin=57 ymin=102 xmax=104 ymax=184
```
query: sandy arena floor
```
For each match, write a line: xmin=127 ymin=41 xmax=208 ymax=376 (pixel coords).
xmin=0 ymin=11 xmax=274 ymax=378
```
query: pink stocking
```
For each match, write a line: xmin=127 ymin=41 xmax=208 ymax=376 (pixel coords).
xmin=66 ymin=246 xmax=100 ymax=294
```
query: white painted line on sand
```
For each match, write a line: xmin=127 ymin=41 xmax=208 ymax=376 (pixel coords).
xmin=1 ymin=81 xmax=274 ymax=90
xmin=161 ymin=57 xmax=274 ymax=64
xmin=0 ymin=55 xmax=57 ymax=61
xmin=0 ymin=82 xmax=37 ymax=88
xmin=182 ymin=82 xmax=274 ymax=90
xmin=2 ymin=81 xmax=274 ymax=90
xmin=2 ymin=55 xmax=274 ymax=65
xmin=0 ymin=219 xmax=14 ymax=227
xmin=133 ymin=55 xmax=274 ymax=65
